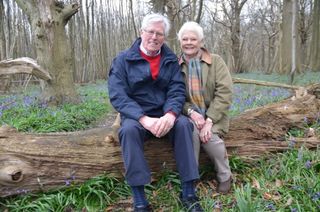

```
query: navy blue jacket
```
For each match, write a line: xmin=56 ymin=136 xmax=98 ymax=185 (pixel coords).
xmin=108 ymin=38 xmax=186 ymax=121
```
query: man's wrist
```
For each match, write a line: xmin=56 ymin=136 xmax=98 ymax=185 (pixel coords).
xmin=166 ymin=111 xmax=177 ymax=117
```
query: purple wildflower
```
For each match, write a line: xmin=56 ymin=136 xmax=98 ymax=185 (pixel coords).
xmin=23 ymin=96 xmax=34 ymax=107
xmin=271 ymin=89 xmax=279 ymax=97
xmin=288 ymin=136 xmax=296 ymax=148
xmin=291 ymin=208 xmax=298 ymax=212
xmin=266 ymin=203 xmax=276 ymax=211
xmin=234 ymin=98 xmax=241 ymax=104
xmin=305 ymin=160 xmax=312 ymax=169
xmin=39 ymin=101 xmax=48 ymax=109
xmin=312 ymin=192 xmax=320 ymax=201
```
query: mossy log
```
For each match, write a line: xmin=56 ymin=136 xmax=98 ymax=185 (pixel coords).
xmin=0 ymin=84 xmax=319 ymax=197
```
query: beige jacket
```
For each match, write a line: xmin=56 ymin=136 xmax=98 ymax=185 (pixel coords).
xmin=179 ymin=48 xmax=233 ymax=135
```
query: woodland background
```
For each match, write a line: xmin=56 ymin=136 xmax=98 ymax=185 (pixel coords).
xmin=0 ymin=0 xmax=319 ymax=88
xmin=0 ymin=1 xmax=319 ymax=210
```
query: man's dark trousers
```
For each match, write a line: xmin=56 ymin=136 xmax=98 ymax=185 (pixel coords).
xmin=119 ymin=115 xmax=199 ymax=186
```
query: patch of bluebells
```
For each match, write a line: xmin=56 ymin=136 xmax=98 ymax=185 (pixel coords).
xmin=77 ymin=81 xmax=108 ymax=102
xmin=0 ymin=94 xmax=42 ymax=123
xmin=230 ymin=85 xmax=291 ymax=116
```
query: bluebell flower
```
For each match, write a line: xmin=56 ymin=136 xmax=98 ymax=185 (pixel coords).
xmin=23 ymin=96 xmax=34 ymax=107
xmin=312 ymin=192 xmax=320 ymax=201
xmin=288 ymin=136 xmax=296 ymax=148
xmin=271 ymin=89 xmax=279 ymax=97
xmin=305 ymin=160 xmax=312 ymax=169
xmin=266 ymin=202 xmax=276 ymax=211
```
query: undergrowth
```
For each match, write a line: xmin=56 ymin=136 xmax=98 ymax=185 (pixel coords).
xmin=0 ymin=73 xmax=319 ymax=211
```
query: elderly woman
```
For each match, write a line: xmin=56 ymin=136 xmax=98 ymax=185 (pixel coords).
xmin=178 ymin=21 xmax=233 ymax=194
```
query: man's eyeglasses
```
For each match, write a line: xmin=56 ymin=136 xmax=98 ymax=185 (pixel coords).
xmin=143 ymin=29 xmax=165 ymax=38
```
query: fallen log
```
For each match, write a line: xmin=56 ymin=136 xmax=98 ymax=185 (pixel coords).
xmin=0 ymin=84 xmax=319 ymax=197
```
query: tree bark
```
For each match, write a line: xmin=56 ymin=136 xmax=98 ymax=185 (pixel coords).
xmin=309 ymin=0 xmax=320 ymax=71
xmin=0 ymin=84 xmax=319 ymax=197
xmin=0 ymin=0 xmax=6 ymax=60
xmin=280 ymin=0 xmax=301 ymax=75
xmin=14 ymin=0 xmax=81 ymax=106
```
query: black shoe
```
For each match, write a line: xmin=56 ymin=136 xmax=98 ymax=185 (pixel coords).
xmin=134 ymin=204 xmax=153 ymax=212
xmin=180 ymin=195 xmax=204 ymax=212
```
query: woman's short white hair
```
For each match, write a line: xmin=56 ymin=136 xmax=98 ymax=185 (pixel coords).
xmin=177 ymin=21 xmax=204 ymax=41
xmin=141 ymin=13 xmax=170 ymax=36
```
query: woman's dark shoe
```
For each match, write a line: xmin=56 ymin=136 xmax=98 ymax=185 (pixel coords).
xmin=217 ymin=177 xmax=232 ymax=194
xmin=180 ymin=194 xmax=204 ymax=212
xmin=134 ymin=204 xmax=153 ymax=212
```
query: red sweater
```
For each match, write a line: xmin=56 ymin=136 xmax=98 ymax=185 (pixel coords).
xmin=140 ymin=50 xmax=161 ymax=80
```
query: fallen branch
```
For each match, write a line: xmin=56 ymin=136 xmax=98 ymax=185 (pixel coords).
xmin=0 ymin=57 xmax=51 ymax=81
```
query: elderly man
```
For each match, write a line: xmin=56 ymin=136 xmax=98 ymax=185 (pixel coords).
xmin=108 ymin=14 xmax=203 ymax=212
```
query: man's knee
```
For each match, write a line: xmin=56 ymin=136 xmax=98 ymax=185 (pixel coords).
xmin=174 ymin=115 xmax=193 ymax=130
xmin=120 ymin=119 xmax=140 ymax=134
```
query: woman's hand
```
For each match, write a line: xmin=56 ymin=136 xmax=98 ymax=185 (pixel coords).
xmin=199 ymin=119 xmax=213 ymax=143
xmin=190 ymin=111 xmax=205 ymax=129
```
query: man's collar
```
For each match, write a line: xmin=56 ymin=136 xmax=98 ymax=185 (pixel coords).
xmin=140 ymin=43 xmax=161 ymax=56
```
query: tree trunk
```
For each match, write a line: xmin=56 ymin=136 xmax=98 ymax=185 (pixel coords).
xmin=227 ymin=0 xmax=248 ymax=73
xmin=0 ymin=0 xmax=6 ymax=60
xmin=309 ymin=0 xmax=320 ymax=71
xmin=14 ymin=0 xmax=81 ymax=106
xmin=0 ymin=84 xmax=319 ymax=197
xmin=280 ymin=0 xmax=301 ymax=75
xmin=290 ymin=0 xmax=297 ymax=84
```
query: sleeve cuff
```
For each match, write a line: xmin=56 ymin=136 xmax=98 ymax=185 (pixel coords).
xmin=166 ymin=111 xmax=177 ymax=117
